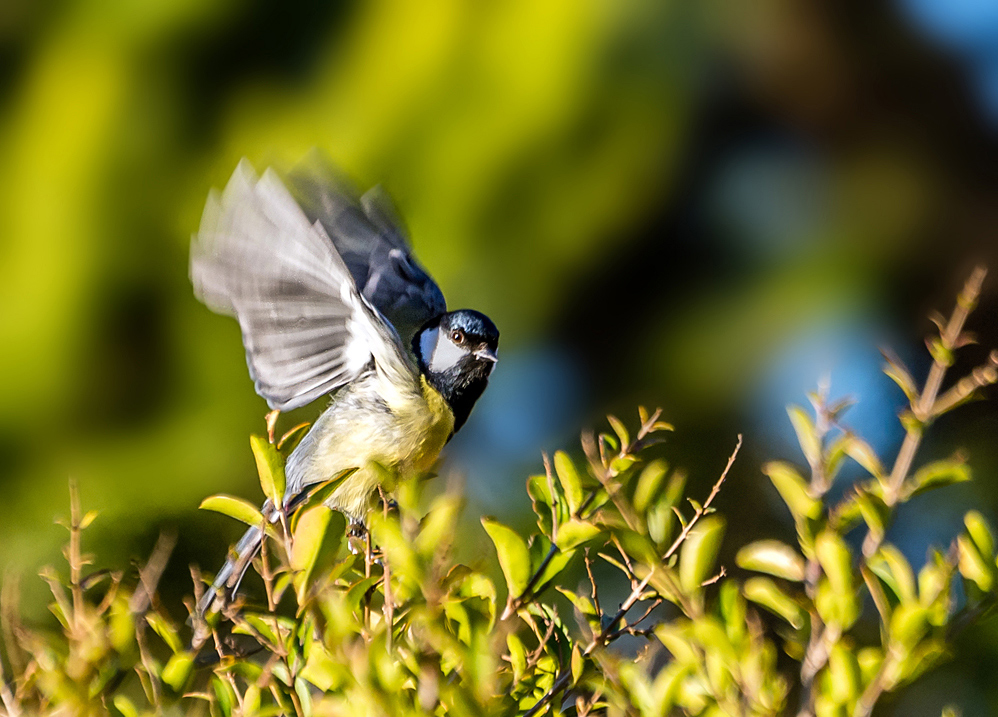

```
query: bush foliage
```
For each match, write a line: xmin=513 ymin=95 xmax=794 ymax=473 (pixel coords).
xmin=2 ymin=268 xmax=997 ymax=717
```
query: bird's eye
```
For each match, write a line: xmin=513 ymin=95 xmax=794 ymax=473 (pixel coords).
xmin=450 ymin=330 xmax=465 ymax=344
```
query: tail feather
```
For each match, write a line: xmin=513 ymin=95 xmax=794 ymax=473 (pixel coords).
xmin=196 ymin=500 xmax=276 ymax=618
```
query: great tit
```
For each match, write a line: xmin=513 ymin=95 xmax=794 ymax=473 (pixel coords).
xmin=190 ymin=159 xmax=499 ymax=617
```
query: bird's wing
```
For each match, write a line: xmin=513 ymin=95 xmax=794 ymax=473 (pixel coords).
xmin=285 ymin=156 xmax=447 ymax=345
xmin=191 ymin=160 xmax=416 ymax=411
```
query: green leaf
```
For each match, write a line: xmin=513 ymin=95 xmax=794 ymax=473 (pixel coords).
xmin=507 ymin=633 xmax=527 ymax=681
xmin=815 ymin=530 xmax=853 ymax=595
xmin=736 ymin=540 xmax=805 ymax=581
xmin=199 ymin=494 xmax=266 ymax=529
xmin=607 ymin=414 xmax=630 ymax=449
xmin=764 ymin=462 xmax=820 ymax=521
xmin=957 ymin=534 xmax=993 ymax=592
xmin=212 ymin=676 xmax=237 ymax=717
xmin=787 ymin=405 xmax=821 ymax=467
xmin=251 ymin=434 xmax=286 ymax=505
xmin=555 ymin=519 xmax=602 ymax=551
xmin=843 ymin=436 xmax=885 ymax=480
xmin=482 ymin=517 xmax=532 ymax=597
xmin=828 ymin=642 xmax=861 ymax=704
xmin=890 ymin=603 xmax=929 ymax=648
xmin=743 ymin=577 xmax=804 ymax=629
xmin=870 ymin=545 xmax=917 ymax=603
xmin=965 ymin=510 xmax=995 ymax=562
xmin=571 ymin=644 xmax=584 ymax=685
xmin=553 ymin=451 xmax=584 ymax=515
xmin=901 ymin=457 xmax=970 ymax=500
xmin=854 ymin=490 xmax=890 ymax=543
xmin=633 ymin=459 xmax=668 ymax=513
xmin=679 ymin=516 xmax=725 ymax=592
xmin=291 ymin=506 xmax=333 ymax=604
xmin=883 ymin=355 xmax=918 ymax=404
xmin=112 ymin=696 xmax=139 ymax=717
xmin=161 ymin=651 xmax=194 ymax=691
xmin=145 ymin=611 xmax=182 ymax=653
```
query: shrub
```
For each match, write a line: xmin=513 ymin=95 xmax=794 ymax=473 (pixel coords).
xmin=2 ymin=268 xmax=997 ymax=717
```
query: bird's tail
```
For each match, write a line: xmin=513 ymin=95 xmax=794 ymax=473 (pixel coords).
xmin=196 ymin=500 xmax=275 ymax=619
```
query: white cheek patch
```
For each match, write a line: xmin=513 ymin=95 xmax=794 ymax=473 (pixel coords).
xmin=429 ymin=330 xmax=469 ymax=372
xmin=419 ymin=327 xmax=438 ymax=368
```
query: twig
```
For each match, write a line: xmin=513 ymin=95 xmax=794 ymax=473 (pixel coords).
xmin=0 ymin=643 xmax=19 ymax=717
xmin=662 ymin=435 xmax=741 ymax=562
xmin=68 ymin=479 xmax=84 ymax=631
xmin=522 ymin=434 xmax=742 ymax=717
xmin=885 ymin=266 xmax=986 ymax=506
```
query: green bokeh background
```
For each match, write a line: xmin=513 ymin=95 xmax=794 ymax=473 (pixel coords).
xmin=2 ymin=1 xmax=997 ymax=713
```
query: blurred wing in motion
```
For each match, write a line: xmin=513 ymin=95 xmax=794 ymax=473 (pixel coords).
xmin=191 ymin=160 xmax=414 ymax=411
xmin=285 ymin=156 xmax=446 ymax=344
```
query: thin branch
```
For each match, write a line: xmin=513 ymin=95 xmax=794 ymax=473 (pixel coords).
xmin=523 ymin=434 xmax=742 ymax=717
xmin=885 ymin=266 xmax=986 ymax=505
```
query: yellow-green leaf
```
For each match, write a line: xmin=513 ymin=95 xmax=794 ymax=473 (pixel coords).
xmin=764 ymin=462 xmax=820 ymax=520
xmin=736 ymin=540 xmax=805 ymax=581
xmin=553 ymin=451 xmax=584 ymax=515
xmin=815 ymin=531 xmax=853 ymax=595
xmin=679 ymin=516 xmax=725 ymax=592
xmin=291 ymin=506 xmax=333 ymax=604
xmin=787 ymin=405 xmax=821 ymax=467
xmin=161 ymin=651 xmax=194 ymax=691
xmin=199 ymin=494 xmax=265 ymax=529
xmin=633 ymin=459 xmax=668 ymax=513
xmin=965 ymin=510 xmax=995 ymax=562
xmin=555 ymin=519 xmax=602 ymax=551
xmin=607 ymin=414 xmax=630 ymax=449
xmin=743 ymin=577 xmax=804 ymax=629
xmin=482 ymin=517 xmax=531 ymax=597
xmin=902 ymin=457 xmax=970 ymax=500
xmin=957 ymin=534 xmax=993 ymax=592
xmin=251 ymin=434 xmax=286 ymax=505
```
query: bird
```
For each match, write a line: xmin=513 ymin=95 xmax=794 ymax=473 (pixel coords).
xmin=190 ymin=157 xmax=499 ymax=618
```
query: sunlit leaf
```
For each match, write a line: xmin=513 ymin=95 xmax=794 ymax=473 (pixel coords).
xmin=679 ymin=516 xmax=725 ymax=592
xmin=161 ymin=651 xmax=194 ymax=691
xmin=633 ymin=459 xmax=668 ymax=513
xmin=743 ymin=577 xmax=805 ymax=629
xmin=764 ymin=462 xmax=820 ymax=521
xmin=901 ymin=457 xmax=970 ymax=501
xmin=607 ymin=414 xmax=630 ymax=450
xmin=482 ymin=517 xmax=531 ymax=597
xmin=291 ymin=506 xmax=333 ymax=604
xmin=555 ymin=519 xmax=602 ymax=551
xmin=957 ymin=534 xmax=993 ymax=593
xmin=815 ymin=530 xmax=853 ymax=595
xmin=251 ymin=434 xmax=286 ymax=505
xmin=736 ymin=540 xmax=805 ymax=582
xmin=554 ymin=451 xmax=584 ymax=515
xmin=965 ymin=510 xmax=995 ymax=562
xmin=199 ymin=494 xmax=265 ymax=529
xmin=869 ymin=545 xmax=917 ymax=604
xmin=787 ymin=405 xmax=820 ymax=468
xmin=883 ymin=354 xmax=919 ymax=403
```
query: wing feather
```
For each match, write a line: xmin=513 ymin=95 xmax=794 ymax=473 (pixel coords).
xmin=191 ymin=160 xmax=415 ymax=411
xmin=285 ymin=156 xmax=446 ymax=344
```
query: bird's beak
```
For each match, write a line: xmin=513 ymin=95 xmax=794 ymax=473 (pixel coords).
xmin=474 ymin=346 xmax=498 ymax=363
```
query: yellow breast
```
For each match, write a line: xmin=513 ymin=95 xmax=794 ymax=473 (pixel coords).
xmin=307 ymin=374 xmax=454 ymax=519
xmin=409 ymin=375 xmax=455 ymax=473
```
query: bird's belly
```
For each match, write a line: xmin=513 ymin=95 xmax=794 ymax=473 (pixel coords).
xmin=291 ymin=378 xmax=454 ymax=520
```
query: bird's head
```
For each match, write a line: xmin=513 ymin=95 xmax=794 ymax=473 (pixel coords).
xmin=414 ymin=309 xmax=499 ymax=432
